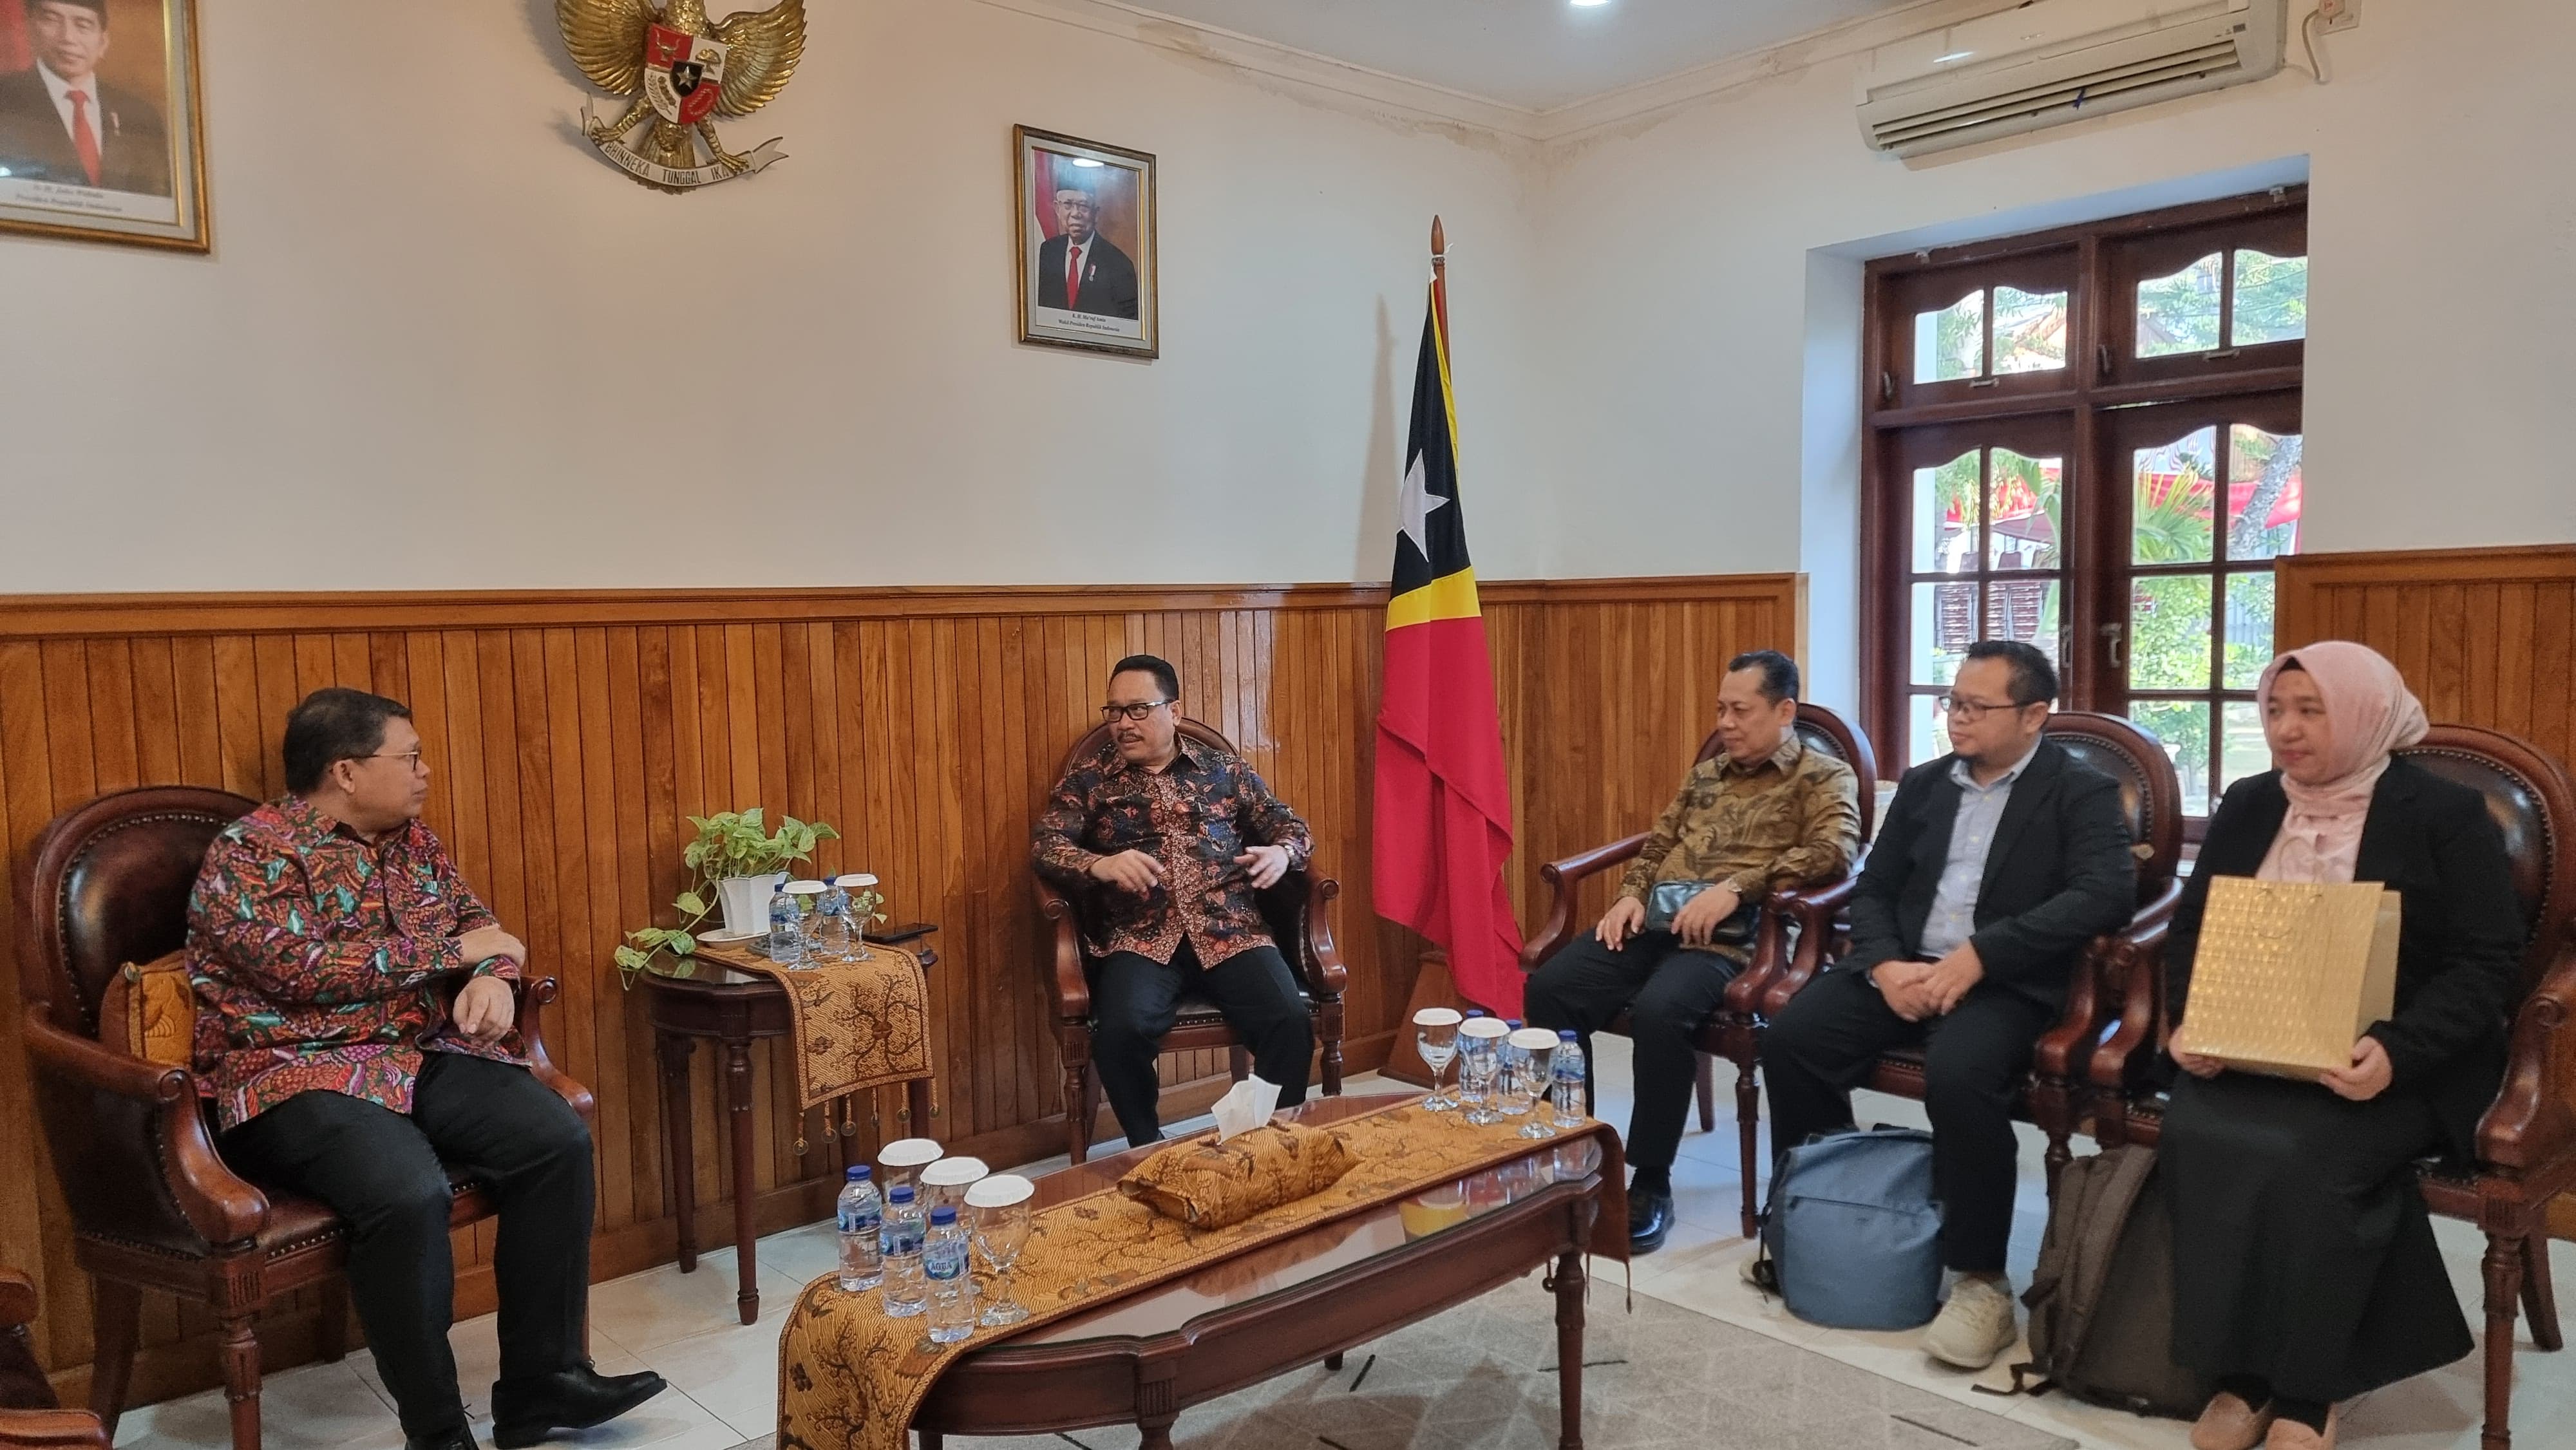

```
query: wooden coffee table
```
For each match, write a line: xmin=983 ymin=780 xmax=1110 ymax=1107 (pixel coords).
xmin=911 ymin=1093 xmax=1610 ymax=1450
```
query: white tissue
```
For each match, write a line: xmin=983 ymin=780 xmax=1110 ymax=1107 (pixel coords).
xmin=1211 ymin=1075 xmax=1283 ymax=1143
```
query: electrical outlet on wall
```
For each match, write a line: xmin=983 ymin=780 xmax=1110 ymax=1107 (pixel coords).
xmin=2316 ymin=0 xmax=2359 ymax=32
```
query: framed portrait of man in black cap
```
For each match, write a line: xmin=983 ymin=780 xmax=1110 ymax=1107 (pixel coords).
xmin=0 ymin=0 xmax=209 ymax=250
xmin=1014 ymin=125 xmax=1157 ymax=359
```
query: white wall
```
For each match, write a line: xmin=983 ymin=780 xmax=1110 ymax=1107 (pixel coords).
xmin=1536 ymin=0 xmax=2576 ymax=581
xmin=0 ymin=0 xmax=1548 ymax=590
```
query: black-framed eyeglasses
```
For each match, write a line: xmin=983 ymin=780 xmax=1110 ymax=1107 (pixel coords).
xmin=1940 ymin=694 xmax=2043 ymax=723
xmin=355 ymin=749 xmax=426 ymax=769
xmin=1099 ymin=701 xmax=1171 ymax=723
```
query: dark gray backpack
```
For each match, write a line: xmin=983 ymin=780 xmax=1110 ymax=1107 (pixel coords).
xmin=1989 ymin=1144 xmax=2211 ymax=1420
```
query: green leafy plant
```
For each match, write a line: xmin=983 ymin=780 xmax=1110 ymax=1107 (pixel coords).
xmin=614 ymin=809 xmax=838 ymax=985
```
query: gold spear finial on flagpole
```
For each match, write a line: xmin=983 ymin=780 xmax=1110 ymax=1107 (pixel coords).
xmin=1430 ymin=215 xmax=1450 ymax=339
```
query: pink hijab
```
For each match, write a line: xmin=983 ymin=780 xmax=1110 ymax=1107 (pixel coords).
xmin=2255 ymin=641 xmax=2429 ymax=883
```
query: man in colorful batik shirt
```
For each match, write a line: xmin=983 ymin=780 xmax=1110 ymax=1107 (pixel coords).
xmin=1033 ymin=654 xmax=1316 ymax=1147
xmin=188 ymin=688 xmax=663 ymax=1450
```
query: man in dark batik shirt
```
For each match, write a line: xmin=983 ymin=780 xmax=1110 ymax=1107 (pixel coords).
xmin=1033 ymin=654 xmax=1316 ymax=1146
xmin=187 ymin=689 xmax=663 ymax=1450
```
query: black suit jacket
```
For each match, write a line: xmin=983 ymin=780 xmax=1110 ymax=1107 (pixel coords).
xmin=0 ymin=67 xmax=172 ymax=196
xmin=1036 ymin=232 xmax=1140 ymax=319
xmin=1841 ymin=740 xmax=2137 ymax=1013
xmin=2163 ymin=761 xmax=2526 ymax=1160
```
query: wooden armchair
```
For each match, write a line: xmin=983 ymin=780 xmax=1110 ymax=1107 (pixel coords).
xmin=1755 ymin=710 xmax=2185 ymax=1199
xmin=2090 ymin=724 xmax=2573 ymax=1450
xmin=1037 ymin=720 xmax=1349 ymax=1165
xmin=1520 ymin=704 xmax=1879 ymax=1236
xmin=14 ymin=786 xmax=594 ymax=1450
xmin=1 ymin=1268 xmax=106 ymax=1450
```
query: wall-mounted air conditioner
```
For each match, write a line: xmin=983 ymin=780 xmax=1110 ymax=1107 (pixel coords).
xmin=1856 ymin=0 xmax=2286 ymax=158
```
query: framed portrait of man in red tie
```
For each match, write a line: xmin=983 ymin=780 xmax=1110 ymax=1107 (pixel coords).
xmin=1014 ymin=125 xmax=1157 ymax=359
xmin=0 ymin=0 xmax=207 ymax=251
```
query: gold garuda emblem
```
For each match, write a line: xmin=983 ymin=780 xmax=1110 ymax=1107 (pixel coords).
xmin=557 ymin=0 xmax=807 ymax=193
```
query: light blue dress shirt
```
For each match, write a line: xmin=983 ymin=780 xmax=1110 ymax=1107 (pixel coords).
xmin=1917 ymin=739 xmax=2045 ymax=960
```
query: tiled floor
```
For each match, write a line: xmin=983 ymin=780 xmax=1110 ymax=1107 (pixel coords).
xmin=108 ymin=1061 xmax=2576 ymax=1450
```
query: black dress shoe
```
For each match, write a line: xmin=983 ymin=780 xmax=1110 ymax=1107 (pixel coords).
xmin=1627 ymin=1189 xmax=1674 ymax=1255
xmin=405 ymin=1429 xmax=478 ymax=1450
xmin=489 ymin=1364 xmax=668 ymax=1449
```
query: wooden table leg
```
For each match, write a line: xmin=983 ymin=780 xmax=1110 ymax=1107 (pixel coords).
xmin=657 ymin=1031 xmax=699 ymax=1274
xmin=1552 ymin=1192 xmax=1596 ymax=1450
xmin=726 ymin=1038 xmax=761 ymax=1325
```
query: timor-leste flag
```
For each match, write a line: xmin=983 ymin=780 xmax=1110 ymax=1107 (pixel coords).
xmin=1373 ymin=278 xmax=1525 ymax=1015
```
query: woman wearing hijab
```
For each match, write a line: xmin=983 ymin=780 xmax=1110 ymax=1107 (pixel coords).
xmin=2161 ymin=641 xmax=2526 ymax=1450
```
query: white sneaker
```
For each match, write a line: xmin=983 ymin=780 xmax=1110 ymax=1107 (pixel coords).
xmin=1922 ymin=1276 xmax=2017 ymax=1369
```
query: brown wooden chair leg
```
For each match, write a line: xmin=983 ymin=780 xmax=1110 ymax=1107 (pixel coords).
xmin=1064 ymin=1060 xmax=1093 ymax=1166
xmin=88 ymin=1279 xmax=141 ymax=1435
xmin=1227 ymin=1046 xmax=1251 ymax=1083
xmin=2483 ymin=1230 xmax=2522 ymax=1450
xmin=219 ymin=1312 xmax=262 ymax=1450
xmin=1735 ymin=1062 xmax=1762 ymax=1239
xmin=1693 ymin=1051 xmax=1716 ymax=1134
xmin=2523 ymin=1232 xmax=2563 ymax=1351
xmin=1321 ymin=1026 xmax=1344 ymax=1096
xmin=315 ymin=1276 xmax=350 ymax=1363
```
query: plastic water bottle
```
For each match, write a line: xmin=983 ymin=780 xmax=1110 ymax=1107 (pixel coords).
xmin=923 ymin=1205 xmax=974 ymax=1343
xmin=767 ymin=883 xmax=802 ymax=965
xmin=878 ymin=1184 xmax=927 ymax=1317
xmin=812 ymin=883 xmax=854 ymax=960
xmin=835 ymin=1167 xmax=883 ymax=1291
xmin=1499 ymin=1019 xmax=1529 ymax=1115
xmin=1551 ymin=1030 xmax=1587 ymax=1128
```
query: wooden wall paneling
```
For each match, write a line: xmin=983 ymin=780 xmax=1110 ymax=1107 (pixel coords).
xmin=0 ymin=574 xmax=1799 ymax=1404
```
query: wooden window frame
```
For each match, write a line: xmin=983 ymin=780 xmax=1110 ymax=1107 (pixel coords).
xmin=1859 ymin=186 xmax=2309 ymax=822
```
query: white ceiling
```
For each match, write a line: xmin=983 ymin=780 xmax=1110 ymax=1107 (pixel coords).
xmin=1120 ymin=0 xmax=1930 ymax=111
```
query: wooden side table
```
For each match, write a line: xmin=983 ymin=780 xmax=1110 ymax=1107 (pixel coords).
xmin=640 ymin=924 xmax=938 ymax=1324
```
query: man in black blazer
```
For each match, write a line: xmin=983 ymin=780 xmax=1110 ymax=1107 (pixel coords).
xmin=0 ymin=0 xmax=173 ymax=196
xmin=1035 ymin=183 xmax=1139 ymax=319
xmin=1760 ymin=640 xmax=2134 ymax=1369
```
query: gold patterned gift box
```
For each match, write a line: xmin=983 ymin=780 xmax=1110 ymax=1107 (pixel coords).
xmin=2180 ymin=877 xmax=2401 ymax=1080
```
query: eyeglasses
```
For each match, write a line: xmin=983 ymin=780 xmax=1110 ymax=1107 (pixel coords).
xmin=1099 ymin=701 xmax=1170 ymax=723
xmin=356 ymin=749 xmax=426 ymax=769
xmin=1940 ymin=694 xmax=2043 ymax=723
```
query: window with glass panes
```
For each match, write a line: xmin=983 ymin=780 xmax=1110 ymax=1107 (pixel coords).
xmin=1859 ymin=191 xmax=2307 ymax=824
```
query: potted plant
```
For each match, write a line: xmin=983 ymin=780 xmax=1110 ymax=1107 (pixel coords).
xmin=616 ymin=809 xmax=837 ymax=983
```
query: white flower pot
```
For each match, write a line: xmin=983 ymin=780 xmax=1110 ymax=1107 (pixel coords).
xmin=717 ymin=873 xmax=786 ymax=937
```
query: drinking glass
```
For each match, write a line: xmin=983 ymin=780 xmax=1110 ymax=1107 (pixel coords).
xmin=1506 ymin=1028 xmax=1558 ymax=1138
xmin=1412 ymin=1008 xmax=1462 ymax=1111
xmin=966 ymin=1175 xmax=1034 ymax=1328
xmin=783 ymin=880 xmax=828 ymax=970
xmin=1458 ymin=1020 xmax=1509 ymax=1126
xmin=835 ymin=873 xmax=879 ymax=961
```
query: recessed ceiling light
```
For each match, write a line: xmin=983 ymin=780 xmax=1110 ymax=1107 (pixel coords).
xmin=1571 ymin=0 xmax=1611 ymax=8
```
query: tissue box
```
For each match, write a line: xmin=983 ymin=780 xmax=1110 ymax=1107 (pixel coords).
xmin=1119 ymin=1123 xmax=1358 ymax=1229
xmin=2181 ymin=876 xmax=2402 ymax=1080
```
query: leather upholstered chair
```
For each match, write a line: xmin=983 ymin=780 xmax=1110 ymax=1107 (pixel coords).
xmin=1037 ymin=719 xmax=1348 ymax=1165
xmin=14 ymin=786 xmax=594 ymax=1450
xmin=2090 ymin=724 xmax=2573 ymax=1450
xmin=1753 ymin=710 xmax=2184 ymax=1201
xmin=1520 ymin=703 xmax=1879 ymax=1236
xmin=0 ymin=1266 xmax=106 ymax=1450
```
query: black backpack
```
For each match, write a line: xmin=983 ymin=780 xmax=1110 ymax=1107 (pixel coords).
xmin=1985 ymin=1144 xmax=2211 ymax=1419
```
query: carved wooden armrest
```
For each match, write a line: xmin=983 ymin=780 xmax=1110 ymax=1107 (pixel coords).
xmin=2085 ymin=900 xmax=2177 ymax=1093
xmin=1520 ymin=833 xmax=1649 ymax=972
xmin=1038 ymin=888 xmax=1092 ymax=1023
xmin=1299 ymin=875 xmax=1349 ymax=999
xmin=2476 ymin=945 xmax=2576 ymax=1173
xmin=1756 ymin=874 xmax=1860 ymax=1019
xmin=512 ymin=978 xmax=595 ymax=1123
xmin=0 ymin=1409 xmax=111 ymax=1449
xmin=2034 ymin=934 xmax=2117 ymax=1080
xmin=22 ymin=1021 xmax=268 ymax=1248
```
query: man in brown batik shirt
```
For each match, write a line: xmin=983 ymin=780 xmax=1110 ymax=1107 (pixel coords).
xmin=1524 ymin=650 xmax=1861 ymax=1254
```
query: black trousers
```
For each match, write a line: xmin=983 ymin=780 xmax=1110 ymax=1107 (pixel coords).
xmin=220 ymin=1053 xmax=594 ymax=1440
xmin=1093 ymin=939 xmax=1312 ymax=1147
xmin=2163 ymin=1072 xmax=2470 ymax=1402
xmin=1522 ymin=930 xmax=1741 ymax=1176
xmin=1759 ymin=966 xmax=2052 ymax=1273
